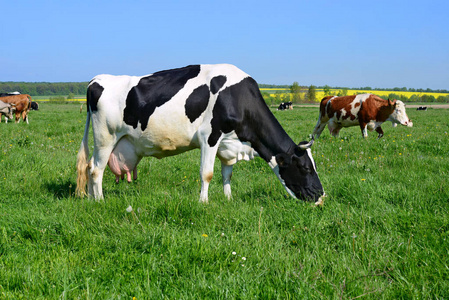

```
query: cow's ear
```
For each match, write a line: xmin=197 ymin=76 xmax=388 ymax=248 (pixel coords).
xmin=275 ymin=153 xmax=291 ymax=167
xmin=388 ymin=99 xmax=397 ymax=107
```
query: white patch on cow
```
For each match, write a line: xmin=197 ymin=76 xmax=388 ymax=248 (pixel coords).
xmin=268 ymin=157 xmax=296 ymax=199
xmin=335 ymin=94 xmax=371 ymax=128
xmin=218 ymin=131 xmax=257 ymax=165
xmin=366 ymin=120 xmax=383 ymax=131
xmin=306 ymin=148 xmax=317 ymax=173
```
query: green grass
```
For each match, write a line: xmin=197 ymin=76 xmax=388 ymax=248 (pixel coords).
xmin=0 ymin=103 xmax=448 ymax=299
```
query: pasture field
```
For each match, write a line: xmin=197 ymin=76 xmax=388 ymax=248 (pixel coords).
xmin=0 ymin=103 xmax=448 ymax=299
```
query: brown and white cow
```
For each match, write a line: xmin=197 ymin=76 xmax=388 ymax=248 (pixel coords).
xmin=0 ymin=94 xmax=32 ymax=124
xmin=0 ymin=100 xmax=16 ymax=123
xmin=312 ymin=94 xmax=412 ymax=139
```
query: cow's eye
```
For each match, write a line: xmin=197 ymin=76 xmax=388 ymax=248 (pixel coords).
xmin=302 ymin=165 xmax=312 ymax=173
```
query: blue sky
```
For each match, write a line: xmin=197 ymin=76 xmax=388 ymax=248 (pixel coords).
xmin=1 ymin=0 xmax=448 ymax=89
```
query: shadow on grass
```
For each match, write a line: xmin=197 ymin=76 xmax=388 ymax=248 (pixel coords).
xmin=45 ymin=180 xmax=76 ymax=199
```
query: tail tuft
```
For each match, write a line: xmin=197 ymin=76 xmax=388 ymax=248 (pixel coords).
xmin=75 ymin=112 xmax=91 ymax=197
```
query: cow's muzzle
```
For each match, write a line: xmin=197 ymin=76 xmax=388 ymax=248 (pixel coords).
xmin=314 ymin=192 xmax=326 ymax=206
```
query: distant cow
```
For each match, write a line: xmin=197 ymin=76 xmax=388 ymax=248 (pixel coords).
xmin=0 ymin=94 xmax=32 ymax=123
xmin=0 ymin=100 xmax=16 ymax=123
xmin=76 ymin=64 xmax=325 ymax=204
xmin=30 ymin=101 xmax=39 ymax=110
xmin=0 ymin=92 xmax=20 ymax=97
xmin=108 ymin=136 xmax=142 ymax=183
xmin=277 ymin=101 xmax=293 ymax=110
xmin=313 ymin=94 xmax=412 ymax=139
xmin=416 ymin=106 xmax=427 ymax=111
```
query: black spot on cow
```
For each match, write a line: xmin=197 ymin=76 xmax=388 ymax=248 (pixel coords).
xmin=209 ymin=77 xmax=288 ymax=162
xmin=87 ymin=82 xmax=104 ymax=112
xmin=185 ymin=84 xmax=210 ymax=123
xmin=210 ymin=75 xmax=227 ymax=94
xmin=124 ymin=65 xmax=201 ymax=131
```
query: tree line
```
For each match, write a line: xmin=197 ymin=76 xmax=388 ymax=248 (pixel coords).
xmin=1 ymin=81 xmax=447 ymax=104
xmin=0 ymin=82 xmax=89 ymax=96
xmin=261 ymin=83 xmax=449 ymax=105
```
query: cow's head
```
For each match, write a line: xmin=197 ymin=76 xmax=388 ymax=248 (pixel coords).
xmin=5 ymin=103 xmax=16 ymax=119
xmin=388 ymin=99 xmax=413 ymax=127
xmin=275 ymin=139 xmax=325 ymax=205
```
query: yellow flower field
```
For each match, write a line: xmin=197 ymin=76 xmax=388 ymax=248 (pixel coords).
xmin=260 ymin=88 xmax=449 ymax=103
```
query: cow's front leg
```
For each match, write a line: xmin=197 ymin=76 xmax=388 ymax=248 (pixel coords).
xmin=359 ymin=123 xmax=368 ymax=138
xmin=376 ymin=126 xmax=384 ymax=139
xmin=199 ymin=145 xmax=219 ymax=203
xmin=221 ymin=163 xmax=233 ymax=200
xmin=312 ymin=119 xmax=327 ymax=139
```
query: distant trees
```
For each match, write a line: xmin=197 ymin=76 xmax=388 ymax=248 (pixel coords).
xmin=290 ymin=82 xmax=303 ymax=102
xmin=0 ymin=82 xmax=88 ymax=96
xmin=306 ymin=85 xmax=316 ymax=103
xmin=337 ymin=88 xmax=348 ymax=96
xmin=1 ymin=81 xmax=447 ymax=103
xmin=323 ymin=85 xmax=331 ymax=96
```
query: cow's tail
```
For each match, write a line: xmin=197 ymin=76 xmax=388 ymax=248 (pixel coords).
xmin=25 ymin=94 xmax=32 ymax=110
xmin=76 ymin=110 xmax=91 ymax=197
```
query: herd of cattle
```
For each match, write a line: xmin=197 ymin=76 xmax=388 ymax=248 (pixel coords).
xmin=74 ymin=64 xmax=414 ymax=206
xmin=1 ymin=64 xmax=415 ymax=206
xmin=0 ymin=92 xmax=39 ymax=123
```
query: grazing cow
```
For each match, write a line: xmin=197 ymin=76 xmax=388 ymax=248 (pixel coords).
xmin=312 ymin=94 xmax=413 ymax=139
xmin=416 ymin=106 xmax=427 ymax=111
xmin=30 ymin=101 xmax=39 ymax=110
xmin=0 ymin=94 xmax=32 ymax=123
xmin=108 ymin=136 xmax=142 ymax=183
xmin=277 ymin=101 xmax=293 ymax=110
xmin=0 ymin=100 xmax=16 ymax=123
xmin=76 ymin=64 xmax=325 ymax=204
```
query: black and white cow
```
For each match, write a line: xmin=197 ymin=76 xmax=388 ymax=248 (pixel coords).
xmin=277 ymin=102 xmax=293 ymax=110
xmin=30 ymin=101 xmax=39 ymax=110
xmin=76 ymin=64 xmax=325 ymax=204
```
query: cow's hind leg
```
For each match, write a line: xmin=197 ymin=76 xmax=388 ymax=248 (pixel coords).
xmin=221 ymin=163 xmax=233 ymax=200
xmin=88 ymin=146 xmax=115 ymax=200
xmin=376 ymin=127 xmax=384 ymax=139
xmin=359 ymin=123 xmax=368 ymax=138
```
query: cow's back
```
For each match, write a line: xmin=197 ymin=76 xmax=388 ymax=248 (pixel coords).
xmin=87 ymin=64 xmax=252 ymax=158
xmin=0 ymin=94 xmax=30 ymax=112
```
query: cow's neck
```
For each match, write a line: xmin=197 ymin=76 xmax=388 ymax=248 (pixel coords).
xmin=211 ymin=77 xmax=297 ymax=162
xmin=238 ymin=106 xmax=296 ymax=162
